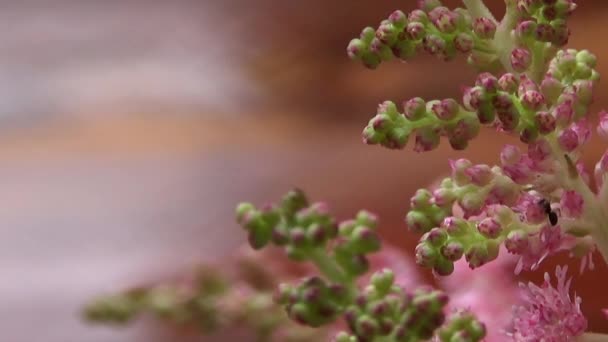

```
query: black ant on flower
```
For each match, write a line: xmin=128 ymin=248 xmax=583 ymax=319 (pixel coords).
xmin=538 ymin=198 xmax=558 ymax=226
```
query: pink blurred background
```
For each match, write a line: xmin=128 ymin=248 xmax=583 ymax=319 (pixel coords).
xmin=2 ymin=1 xmax=608 ymax=341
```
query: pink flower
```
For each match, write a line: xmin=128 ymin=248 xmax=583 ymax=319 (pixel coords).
xmin=513 ymin=225 xmax=575 ymax=274
xmin=560 ymin=190 xmax=584 ymax=218
xmin=509 ymin=266 xmax=587 ymax=342
xmin=441 ymin=249 xmax=517 ymax=341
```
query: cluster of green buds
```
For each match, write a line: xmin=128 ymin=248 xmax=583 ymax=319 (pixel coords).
xmin=85 ymin=265 xmax=327 ymax=342
xmin=362 ymin=47 xmax=597 ymax=153
xmin=347 ymin=0 xmax=501 ymax=69
xmin=435 ymin=309 xmax=487 ymax=342
xmin=237 ymin=190 xmax=485 ymax=341
xmin=237 ymin=189 xmax=381 ymax=278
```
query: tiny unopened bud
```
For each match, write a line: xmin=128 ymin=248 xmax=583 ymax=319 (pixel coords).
xmin=515 ymin=20 xmax=537 ymax=42
xmin=541 ymin=76 xmax=564 ymax=104
xmin=406 ymin=22 xmax=426 ymax=40
xmin=441 ymin=241 xmax=464 ymax=261
xmin=498 ymin=73 xmax=519 ymax=92
xmin=403 ymin=97 xmax=427 ymax=120
xmin=462 ymin=86 xmax=486 ymax=111
xmin=431 ymin=98 xmax=459 ymax=120
xmin=426 ymin=227 xmax=448 ymax=246
xmin=561 ymin=190 xmax=584 ymax=218
xmin=406 ymin=210 xmax=433 ymax=233
xmin=477 ymin=217 xmax=502 ymax=239
xmin=465 ymin=164 xmax=493 ymax=186
xmin=511 ymin=48 xmax=532 ymax=72
xmin=535 ymin=111 xmax=557 ymax=134
xmin=558 ymin=128 xmax=579 ymax=151
xmin=521 ymin=90 xmax=545 ymax=111
xmin=476 ymin=73 xmax=498 ymax=94
xmin=414 ymin=126 xmax=440 ymax=152
xmin=415 ymin=243 xmax=438 ymax=267
xmin=473 ymin=17 xmax=496 ymax=39
xmin=505 ymin=230 xmax=529 ymax=254
xmin=388 ymin=10 xmax=408 ymax=27
xmin=454 ymin=33 xmax=474 ymax=53
xmin=422 ymin=34 xmax=447 ymax=57
xmin=500 ymin=145 xmax=522 ymax=165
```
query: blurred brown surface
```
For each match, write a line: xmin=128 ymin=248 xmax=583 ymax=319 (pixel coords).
xmin=2 ymin=1 xmax=608 ymax=341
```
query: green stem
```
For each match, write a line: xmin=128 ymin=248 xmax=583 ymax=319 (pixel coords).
xmin=462 ymin=0 xmax=497 ymax=23
xmin=493 ymin=0 xmax=519 ymax=73
xmin=529 ymin=42 xmax=547 ymax=83
xmin=577 ymin=333 xmax=608 ymax=342
xmin=309 ymin=249 xmax=351 ymax=285
xmin=545 ymin=135 xmax=608 ymax=266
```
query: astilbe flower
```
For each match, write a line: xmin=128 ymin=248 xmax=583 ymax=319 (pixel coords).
xmin=509 ymin=266 xmax=587 ymax=342
xmin=87 ymin=0 xmax=608 ymax=341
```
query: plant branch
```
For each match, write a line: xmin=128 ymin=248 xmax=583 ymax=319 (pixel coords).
xmin=462 ymin=0 xmax=497 ymax=23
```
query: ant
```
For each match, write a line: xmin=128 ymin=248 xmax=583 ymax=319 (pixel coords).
xmin=538 ymin=198 xmax=558 ymax=226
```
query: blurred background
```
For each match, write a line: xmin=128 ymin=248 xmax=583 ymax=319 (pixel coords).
xmin=2 ymin=1 xmax=608 ymax=341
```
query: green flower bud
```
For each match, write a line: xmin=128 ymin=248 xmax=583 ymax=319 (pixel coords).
xmin=371 ymin=269 xmax=395 ymax=295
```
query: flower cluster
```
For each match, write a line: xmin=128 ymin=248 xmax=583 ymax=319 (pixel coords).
xmin=237 ymin=190 xmax=486 ymax=341
xmin=347 ymin=0 xmax=500 ymax=69
xmin=84 ymin=251 xmax=328 ymax=341
xmin=87 ymin=0 xmax=608 ymax=341
xmin=509 ymin=266 xmax=587 ymax=341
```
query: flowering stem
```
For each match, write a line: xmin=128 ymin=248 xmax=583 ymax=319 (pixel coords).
xmin=493 ymin=0 xmax=519 ymax=73
xmin=462 ymin=0 xmax=496 ymax=23
xmin=529 ymin=42 xmax=547 ymax=83
xmin=577 ymin=333 xmax=608 ymax=342
xmin=545 ymin=135 xmax=608 ymax=265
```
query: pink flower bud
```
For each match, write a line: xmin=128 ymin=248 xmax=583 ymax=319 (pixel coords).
xmin=465 ymin=164 xmax=493 ymax=186
xmin=462 ymin=86 xmax=486 ymax=111
xmin=476 ymin=73 xmax=498 ymax=93
xmin=505 ymin=230 xmax=529 ymax=254
xmin=520 ymin=90 xmax=545 ymax=111
xmin=597 ymin=111 xmax=608 ymax=140
xmin=572 ymin=119 xmax=591 ymax=146
xmin=558 ymin=128 xmax=578 ymax=151
xmin=511 ymin=48 xmax=532 ymax=72
xmin=453 ymin=33 xmax=474 ymax=53
xmin=560 ymin=190 xmax=584 ymax=218
xmin=406 ymin=22 xmax=426 ymax=40
xmin=388 ymin=10 xmax=407 ymax=27
xmin=540 ymin=76 xmax=564 ymax=104
xmin=414 ymin=127 xmax=440 ymax=152
xmin=431 ymin=98 xmax=459 ymax=120
xmin=432 ymin=188 xmax=456 ymax=206
xmin=497 ymin=107 xmax=520 ymax=131
xmin=403 ymin=97 xmax=427 ymax=121
xmin=429 ymin=7 xmax=457 ymax=34
xmin=477 ymin=218 xmax=502 ymax=239
xmin=553 ymin=100 xmax=574 ymax=127
xmin=498 ymin=73 xmax=519 ymax=92
xmin=528 ymin=138 xmax=552 ymax=161
xmin=535 ymin=23 xmax=555 ymax=42
xmin=500 ymin=145 xmax=521 ymax=165
xmin=535 ymin=111 xmax=556 ymax=134
xmin=422 ymin=34 xmax=446 ymax=56
xmin=473 ymin=17 xmax=496 ymax=39
xmin=515 ymin=20 xmax=537 ymax=41
xmin=449 ymin=158 xmax=472 ymax=185
xmin=518 ymin=74 xmax=539 ymax=95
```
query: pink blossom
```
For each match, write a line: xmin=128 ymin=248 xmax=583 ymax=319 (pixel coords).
xmin=509 ymin=266 xmax=587 ymax=341
xmin=441 ymin=249 xmax=517 ymax=341
xmin=513 ymin=225 xmax=576 ymax=274
xmin=560 ymin=190 xmax=584 ymax=218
